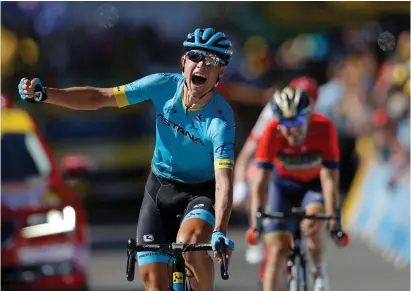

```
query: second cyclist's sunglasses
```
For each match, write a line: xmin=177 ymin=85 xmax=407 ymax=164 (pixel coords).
xmin=185 ymin=50 xmax=224 ymax=67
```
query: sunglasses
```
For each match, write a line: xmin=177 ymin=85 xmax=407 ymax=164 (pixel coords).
xmin=186 ymin=51 xmax=223 ymax=67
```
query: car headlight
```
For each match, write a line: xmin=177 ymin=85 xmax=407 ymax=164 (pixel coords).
xmin=22 ymin=206 xmax=76 ymax=239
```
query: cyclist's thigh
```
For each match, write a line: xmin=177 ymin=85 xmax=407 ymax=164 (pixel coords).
xmin=137 ymin=173 xmax=173 ymax=287
xmin=265 ymin=177 xmax=297 ymax=238
xmin=302 ymin=178 xmax=325 ymax=213
xmin=177 ymin=195 xmax=215 ymax=242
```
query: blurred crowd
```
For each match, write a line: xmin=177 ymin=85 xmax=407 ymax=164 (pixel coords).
xmin=222 ymin=28 xmax=411 ymax=194
xmin=315 ymin=30 xmax=410 ymax=191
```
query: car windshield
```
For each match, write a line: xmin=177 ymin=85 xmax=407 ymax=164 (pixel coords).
xmin=1 ymin=133 xmax=52 ymax=182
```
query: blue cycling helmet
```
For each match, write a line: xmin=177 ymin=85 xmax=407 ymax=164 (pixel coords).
xmin=183 ymin=28 xmax=233 ymax=65
xmin=271 ymin=86 xmax=311 ymax=128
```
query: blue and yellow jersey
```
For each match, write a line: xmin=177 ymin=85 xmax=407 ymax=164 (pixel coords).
xmin=113 ymin=73 xmax=235 ymax=184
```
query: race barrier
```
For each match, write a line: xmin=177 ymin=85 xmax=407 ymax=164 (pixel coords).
xmin=343 ymin=157 xmax=410 ymax=268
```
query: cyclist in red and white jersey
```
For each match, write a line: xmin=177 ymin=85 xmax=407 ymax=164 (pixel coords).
xmin=248 ymin=83 xmax=347 ymax=291
xmin=231 ymin=76 xmax=319 ymax=277
xmin=233 ymin=76 xmax=319 ymax=207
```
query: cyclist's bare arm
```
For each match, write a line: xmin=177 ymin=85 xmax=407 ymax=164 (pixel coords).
xmin=214 ymin=168 xmax=234 ymax=234
xmin=234 ymin=138 xmax=258 ymax=182
xmin=321 ymin=121 xmax=341 ymax=217
xmin=320 ymin=168 xmax=340 ymax=215
xmin=250 ymin=168 xmax=270 ymax=227
xmin=44 ymin=87 xmax=117 ymax=110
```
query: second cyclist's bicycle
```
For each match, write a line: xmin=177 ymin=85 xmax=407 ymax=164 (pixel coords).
xmin=247 ymin=207 xmax=349 ymax=291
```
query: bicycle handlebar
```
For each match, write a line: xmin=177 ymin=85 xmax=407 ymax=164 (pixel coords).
xmin=126 ymin=238 xmax=230 ymax=282
xmin=253 ymin=207 xmax=349 ymax=244
xmin=134 ymin=243 xmax=213 ymax=252
xmin=259 ymin=208 xmax=340 ymax=220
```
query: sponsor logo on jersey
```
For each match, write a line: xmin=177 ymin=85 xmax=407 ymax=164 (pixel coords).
xmin=217 ymin=109 xmax=230 ymax=130
xmin=165 ymin=106 xmax=177 ymax=114
xmin=138 ymin=251 xmax=172 ymax=259
xmin=214 ymin=142 xmax=235 ymax=155
xmin=214 ymin=159 xmax=234 ymax=169
xmin=143 ymin=234 xmax=154 ymax=242
xmin=184 ymin=211 xmax=203 ymax=220
xmin=276 ymin=152 xmax=322 ymax=169
xmin=189 ymin=122 xmax=199 ymax=131
xmin=159 ymin=73 xmax=182 ymax=83
xmin=157 ymin=114 xmax=204 ymax=146
xmin=195 ymin=114 xmax=204 ymax=122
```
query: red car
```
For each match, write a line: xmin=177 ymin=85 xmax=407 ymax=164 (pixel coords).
xmin=1 ymin=98 xmax=90 ymax=291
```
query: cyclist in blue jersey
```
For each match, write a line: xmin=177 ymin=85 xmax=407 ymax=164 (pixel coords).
xmin=18 ymin=28 xmax=236 ymax=291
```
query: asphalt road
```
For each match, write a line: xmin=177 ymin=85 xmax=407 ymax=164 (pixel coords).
xmin=88 ymin=225 xmax=409 ymax=291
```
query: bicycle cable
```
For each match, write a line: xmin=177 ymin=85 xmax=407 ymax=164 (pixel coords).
xmin=182 ymin=244 xmax=195 ymax=278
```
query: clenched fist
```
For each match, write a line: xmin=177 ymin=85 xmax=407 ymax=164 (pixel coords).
xmin=18 ymin=77 xmax=47 ymax=103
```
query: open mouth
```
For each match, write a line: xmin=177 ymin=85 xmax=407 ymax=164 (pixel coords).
xmin=192 ymin=73 xmax=207 ymax=86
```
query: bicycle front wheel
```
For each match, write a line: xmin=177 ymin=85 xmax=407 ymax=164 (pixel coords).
xmin=289 ymin=256 xmax=307 ymax=291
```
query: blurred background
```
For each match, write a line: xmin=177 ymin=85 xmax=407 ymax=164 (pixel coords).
xmin=1 ymin=1 xmax=410 ymax=291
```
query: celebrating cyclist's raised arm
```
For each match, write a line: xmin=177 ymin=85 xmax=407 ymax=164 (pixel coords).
xmin=210 ymin=111 xmax=236 ymax=235
xmin=17 ymin=73 xmax=171 ymax=110
xmin=110 ymin=73 xmax=174 ymax=108
xmin=43 ymin=87 xmax=116 ymax=109
xmin=320 ymin=121 xmax=340 ymax=224
xmin=250 ymin=120 xmax=277 ymax=228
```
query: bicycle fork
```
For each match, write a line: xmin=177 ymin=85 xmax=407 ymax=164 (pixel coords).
xmin=287 ymin=256 xmax=307 ymax=291
xmin=287 ymin=237 xmax=307 ymax=291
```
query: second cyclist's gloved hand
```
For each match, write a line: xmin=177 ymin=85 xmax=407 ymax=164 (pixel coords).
xmin=211 ymin=231 xmax=235 ymax=252
xmin=18 ymin=77 xmax=47 ymax=103
xmin=246 ymin=207 xmax=264 ymax=245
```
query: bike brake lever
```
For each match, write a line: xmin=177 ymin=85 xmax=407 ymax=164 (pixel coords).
xmin=217 ymin=237 xmax=230 ymax=280
xmin=127 ymin=238 xmax=135 ymax=256
xmin=255 ymin=210 xmax=264 ymax=237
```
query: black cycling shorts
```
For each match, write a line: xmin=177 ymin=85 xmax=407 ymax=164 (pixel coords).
xmin=136 ymin=171 xmax=215 ymax=267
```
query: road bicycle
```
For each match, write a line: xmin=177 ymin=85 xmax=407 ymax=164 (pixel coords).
xmin=249 ymin=207 xmax=349 ymax=291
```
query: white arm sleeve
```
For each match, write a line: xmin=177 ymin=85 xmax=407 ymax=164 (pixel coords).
xmin=249 ymin=102 xmax=274 ymax=141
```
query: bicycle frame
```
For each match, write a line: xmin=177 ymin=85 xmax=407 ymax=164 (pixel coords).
xmin=287 ymin=222 xmax=308 ymax=291
xmin=172 ymin=252 xmax=186 ymax=291
xmin=256 ymin=208 xmax=347 ymax=291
